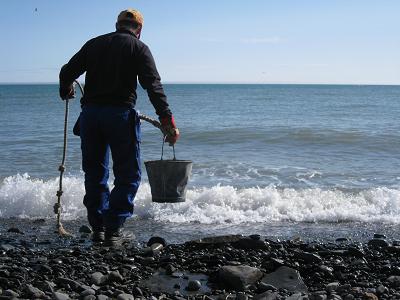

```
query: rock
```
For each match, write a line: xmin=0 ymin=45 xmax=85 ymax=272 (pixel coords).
xmin=311 ymin=291 xmax=327 ymax=300
xmin=91 ymin=272 xmax=107 ymax=285
xmin=97 ymin=295 xmax=109 ymax=300
xmin=368 ymin=238 xmax=389 ymax=248
xmin=79 ymin=225 xmax=93 ymax=234
xmin=233 ymin=237 xmax=269 ymax=250
xmin=258 ymin=282 xmax=277 ymax=293
xmin=108 ymin=271 xmax=124 ymax=283
xmin=335 ymin=238 xmax=348 ymax=242
xmin=116 ymin=294 xmax=134 ymax=300
xmin=346 ymin=247 xmax=365 ymax=258
xmin=83 ymin=295 xmax=96 ymax=300
xmin=219 ymin=265 xmax=263 ymax=291
xmin=262 ymin=266 xmax=308 ymax=293
xmin=56 ymin=277 xmax=82 ymax=290
xmin=329 ymin=295 xmax=342 ymax=300
xmin=286 ymin=293 xmax=308 ymax=300
xmin=81 ymin=289 xmax=96 ymax=297
xmin=254 ymin=291 xmax=278 ymax=300
xmin=293 ymin=250 xmax=322 ymax=264
xmin=373 ymin=233 xmax=386 ymax=239
xmin=326 ymin=282 xmax=340 ymax=293
xmin=364 ymin=293 xmax=378 ymax=300
xmin=186 ymin=280 xmax=201 ymax=291
xmin=343 ymin=295 xmax=354 ymax=300
xmin=2 ymin=289 xmax=19 ymax=297
xmin=53 ymin=292 xmax=71 ymax=300
xmin=24 ymin=284 xmax=45 ymax=298
xmin=236 ymin=292 xmax=249 ymax=300
xmin=387 ymin=275 xmax=400 ymax=287
xmin=376 ymin=285 xmax=388 ymax=294
xmin=165 ymin=264 xmax=176 ymax=275
xmin=7 ymin=227 xmax=23 ymax=234
xmin=0 ymin=244 xmax=15 ymax=251
xmin=336 ymin=284 xmax=351 ymax=294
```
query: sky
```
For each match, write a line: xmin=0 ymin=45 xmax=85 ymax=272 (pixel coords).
xmin=0 ymin=1 xmax=399 ymax=84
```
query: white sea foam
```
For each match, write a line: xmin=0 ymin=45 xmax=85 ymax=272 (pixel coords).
xmin=1 ymin=173 xmax=400 ymax=224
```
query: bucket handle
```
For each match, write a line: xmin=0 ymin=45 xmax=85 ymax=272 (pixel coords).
xmin=161 ymin=136 xmax=176 ymax=161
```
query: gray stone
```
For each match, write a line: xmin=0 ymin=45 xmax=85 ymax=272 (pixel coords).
xmin=219 ymin=265 xmax=263 ymax=291
xmin=79 ymin=225 xmax=93 ymax=233
xmin=0 ymin=244 xmax=15 ymax=251
xmin=2 ymin=289 xmax=19 ymax=297
xmin=234 ymin=237 xmax=269 ymax=250
xmin=368 ymin=238 xmax=389 ymax=248
xmin=236 ymin=292 xmax=249 ymax=300
xmin=254 ymin=291 xmax=278 ymax=300
xmin=97 ymin=295 xmax=109 ymax=300
xmin=336 ymin=284 xmax=351 ymax=293
xmin=326 ymin=282 xmax=340 ymax=293
xmin=286 ymin=293 xmax=309 ymax=300
xmin=7 ymin=227 xmax=23 ymax=234
xmin=81 ymin=289 xmax=96 ymax=297
xmin=376 ymin=285 xmax=388 ymax=294
xmin=24 ymin=284 xmax=45 ymax=298
xmin=328 ymin=295 xmax=342 ymax=300
xmin=56 ymin=277 xmax=82 ymax=291
xmin=91 ymin=272 xmax=107 ymax=285
xmin=83 ymin=295 xmax=96 ymax=300
xmin=293 ymin=250 xmax=322 ymax=264
xmin=186 ymin=280 xmax=201 ymax=291
xmin=373 ymin=233 xmax=386 ymax=239
xmin=53 ymin=291 xmax=71 ymax=300
xmin=343 ymin=295 xmax=354 ymax=300
xmin=116 ymin=294 xmax=134 ymax=300
xmin=108 ymin=271 xmax=124 ymax=283
xmin=262 ymin=266 xmax=308 ymax=293
xmin=258 ymin=282 xmax=277 ymax=292
xmin=311 ymin=291 xmax=327 ymax=300
xmin=387 ymin=275 xmax=400 ymax=287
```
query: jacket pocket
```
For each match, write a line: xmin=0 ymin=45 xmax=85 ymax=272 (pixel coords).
xmin=130 ymin=108 xmax=141 ymax=142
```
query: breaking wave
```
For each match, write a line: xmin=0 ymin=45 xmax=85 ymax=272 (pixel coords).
xmin=1 ymin=173 xmax=399 ymax=224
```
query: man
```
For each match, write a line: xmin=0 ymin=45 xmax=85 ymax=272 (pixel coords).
xmin=59 ymin=9 xmax=179 ymax=246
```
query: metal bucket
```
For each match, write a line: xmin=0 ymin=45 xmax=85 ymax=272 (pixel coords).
xmin=144 ymin=143 xmax=192 ymax=203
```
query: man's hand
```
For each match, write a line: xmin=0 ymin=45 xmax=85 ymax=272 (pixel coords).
xmin=160 ymin=115 xmax=180 ymax=146
xmin=59 ymin=84 xmax=75 ymax=100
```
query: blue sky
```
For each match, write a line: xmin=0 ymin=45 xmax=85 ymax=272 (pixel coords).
xmin=0 ymin=1 xmax=399 ymax=84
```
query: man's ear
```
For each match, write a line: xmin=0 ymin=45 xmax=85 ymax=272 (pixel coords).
xmin=136 ymin=25 xmax=142 ymax=39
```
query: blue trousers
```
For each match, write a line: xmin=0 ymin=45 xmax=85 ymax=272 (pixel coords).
xmin=80 ymin=104 xmax=141 ymax=231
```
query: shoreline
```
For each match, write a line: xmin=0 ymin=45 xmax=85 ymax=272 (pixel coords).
xmin=1 ymin=220 xmax=400 ymax=299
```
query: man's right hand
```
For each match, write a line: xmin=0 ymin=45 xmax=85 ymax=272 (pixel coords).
xmin=160 ymin=115 xmax=180 ymax=146
xmin=59 ymin=84 xmax=75 ymax=100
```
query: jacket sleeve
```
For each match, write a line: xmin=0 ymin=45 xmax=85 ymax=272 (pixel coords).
xmin=59 ymin=44 xmax=87 ymax=90
xmin=138 ymin=44 xmax=171 ymax=118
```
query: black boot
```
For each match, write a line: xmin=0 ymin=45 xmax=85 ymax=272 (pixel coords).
xmin=91 ymin=230 xmax=105 ymax=243
xmin=104 ymin=228 xmax=133 ymax=247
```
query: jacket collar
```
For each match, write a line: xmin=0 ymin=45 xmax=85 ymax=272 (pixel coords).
xmin=116 ymin=28 xmax=138 ymax=38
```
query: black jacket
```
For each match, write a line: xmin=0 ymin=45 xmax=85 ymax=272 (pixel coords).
xmin=59 ymin=29 xmax=171 ymax=118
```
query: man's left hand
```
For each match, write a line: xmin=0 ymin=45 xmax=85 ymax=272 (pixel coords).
xmin=160 ymin=115 xmax=180 ymax=146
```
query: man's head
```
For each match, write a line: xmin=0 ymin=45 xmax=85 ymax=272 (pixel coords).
xmin=116 ymin=9 xmax=144 ymax=38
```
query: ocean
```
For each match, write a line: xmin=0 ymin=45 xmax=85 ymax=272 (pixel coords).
xmin=0 ymin=84 xmax=399 ymax=243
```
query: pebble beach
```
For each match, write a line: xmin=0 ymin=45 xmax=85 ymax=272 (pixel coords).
xmin=0 ymin=219 xmax=399 ymax=300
